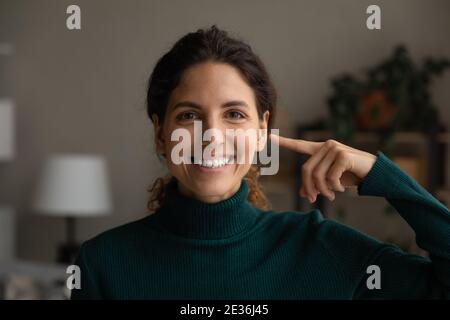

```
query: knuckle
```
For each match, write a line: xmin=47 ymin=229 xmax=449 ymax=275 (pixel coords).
xmin=327 ymin=172 xmax=338 ymax=181
xmin=312 ymin=170 xmax=321 ymax=180
xmin=326 ymin=173 xmax=335 ymax=181
xmin=337 ymin=149 xmax=348 ymax=161
xmin=325 ymin=139 xmax=335 ymax=148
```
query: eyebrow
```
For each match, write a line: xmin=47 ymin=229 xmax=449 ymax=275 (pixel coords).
xmin=172 ymin=100 xmax=249 ymax=110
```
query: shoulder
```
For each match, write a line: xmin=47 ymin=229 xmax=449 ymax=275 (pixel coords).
xmin=263 ymin=208 xmax=383 ymax=267
xmin=78 ymin=216 xmax=150 ymax=257
xmin=267 ymin=208 xmax=380 ymax=245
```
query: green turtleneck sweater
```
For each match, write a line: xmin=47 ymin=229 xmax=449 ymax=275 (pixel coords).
xmin=70 ymin=151 xmax=450 ymax=299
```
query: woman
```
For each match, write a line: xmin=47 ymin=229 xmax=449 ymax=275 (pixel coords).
xmin=71 ymin=26 xmax=450 ymax=299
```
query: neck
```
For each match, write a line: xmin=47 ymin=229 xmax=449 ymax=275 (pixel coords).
xmin=177 ymin=180 xmax=242 ymax=203
xmin=151 ymin=178 xmax=260 ymax=239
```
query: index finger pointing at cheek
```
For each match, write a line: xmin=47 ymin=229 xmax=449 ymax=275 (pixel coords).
xmin=270 ymin=133 xmax=321 ymax=156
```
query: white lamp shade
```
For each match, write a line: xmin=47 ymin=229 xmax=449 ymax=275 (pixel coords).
xmin=0 ymin=98 xmax=15 ymax=161
xmin=33 ymin=154 xmax=112 ymax=217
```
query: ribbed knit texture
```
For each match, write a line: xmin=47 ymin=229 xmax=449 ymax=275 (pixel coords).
xmin=71 ymin=151 xmax=450 ymax=299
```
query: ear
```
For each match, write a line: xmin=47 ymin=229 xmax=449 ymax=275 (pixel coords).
xmin=151 ymin=114 xmax=166 ymax=156
xmin=257 ymin=111 xmax=270 ymax=152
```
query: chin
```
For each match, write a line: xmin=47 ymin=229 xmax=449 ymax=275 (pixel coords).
xmin=198 ymin=180 xmax=236 ymax=197
xmin=181 ymin=177 xmax=239 ymax=202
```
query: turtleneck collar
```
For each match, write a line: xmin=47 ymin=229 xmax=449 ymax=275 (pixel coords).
xmin=151 ymin=178 xmax=260 ymax=240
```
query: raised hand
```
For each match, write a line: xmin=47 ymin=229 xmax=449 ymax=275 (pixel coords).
xmin=270 ymin=134 xmax=377 ymax=203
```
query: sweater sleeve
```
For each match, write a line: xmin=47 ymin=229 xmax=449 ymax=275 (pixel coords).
xmin=70 ymin=240 xmax=103 ymax=300
xmin=352 ymin=151 xmax=450 ymax=299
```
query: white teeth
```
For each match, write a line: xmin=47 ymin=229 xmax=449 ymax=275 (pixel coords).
xmin=198 ymin=157 xmax=230 ymax=168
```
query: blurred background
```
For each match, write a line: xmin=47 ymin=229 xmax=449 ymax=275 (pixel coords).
xmin=0 ymin=0 xmax=449 ymax=299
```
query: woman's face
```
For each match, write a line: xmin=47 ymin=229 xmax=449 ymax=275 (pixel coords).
xmin=153 ymin=62 xmax=269 ymax=203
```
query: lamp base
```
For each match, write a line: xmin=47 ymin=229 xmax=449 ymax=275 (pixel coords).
xmin=57 ymin=243 xmax=80 ymax=264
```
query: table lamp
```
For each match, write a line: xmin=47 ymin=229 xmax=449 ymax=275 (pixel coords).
xmin=33 ymin=154 xmax=112 ymax=264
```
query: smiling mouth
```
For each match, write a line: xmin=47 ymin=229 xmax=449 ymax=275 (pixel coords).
xmin=190 ymin=156 xmax=234 ymax=169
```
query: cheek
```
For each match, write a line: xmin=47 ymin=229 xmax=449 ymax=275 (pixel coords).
xmin=232 ymin=131 xmax=258 ymax=164
xmin=162 ymin=125 xmax=194 ymax=162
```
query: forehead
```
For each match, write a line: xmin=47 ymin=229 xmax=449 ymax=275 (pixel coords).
xmin=168 ymin=62 xmax=256 ymax=108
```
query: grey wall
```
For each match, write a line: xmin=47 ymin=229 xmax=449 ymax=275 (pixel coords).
xmin=0 ymin=0 xmax=449 ymax=262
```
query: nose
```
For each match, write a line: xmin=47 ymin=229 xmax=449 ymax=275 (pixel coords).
xmin=200 ymin=113 xmax=228 ymax=154
xmin=201 ymin=112 xmax=223 ymax=132
xmin=201 ymin=112 xmax=225 ymax=140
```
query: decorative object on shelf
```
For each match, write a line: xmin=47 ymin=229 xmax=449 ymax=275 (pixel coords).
xmin=0 ymin=259 xmax=69 ymax=299
xmin=32 ymin=154 xmax=113 ymax=264
xmin=327 ymin=45 xmax=450 ymax=155
xmin=357 ymin=89 xmax=398 ymax=132
xmin=1 ymin=273 xmax=67 ymax=300
xmin=0 ymin=98 xmax=15 ymax=161
xmin=3 ymin=274 xmax=42 ymax=300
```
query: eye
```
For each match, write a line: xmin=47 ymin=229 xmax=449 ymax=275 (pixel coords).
xmin=176 ymin=111 xmax=199 ymax=122
xmin=225 ymin=110 xmax=246 ymax=120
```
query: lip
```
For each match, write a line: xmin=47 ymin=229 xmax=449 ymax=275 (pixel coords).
xmin=190 ymin=155 xmax=234 ymax=165
xmin=189 ymin=162 xmax=233 ymax=173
